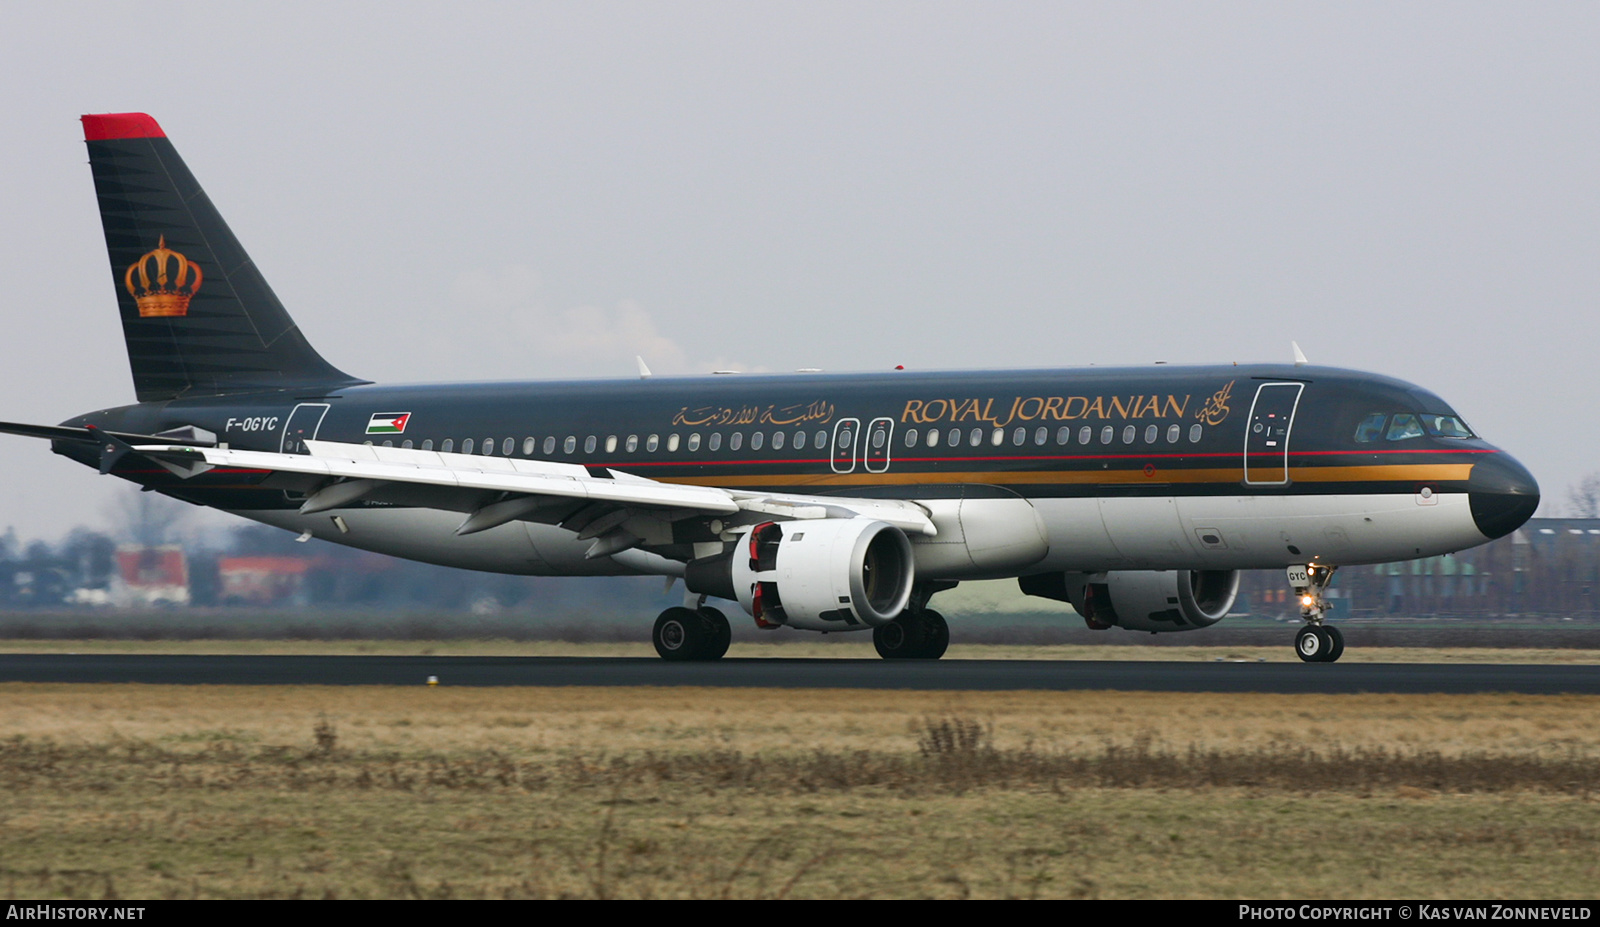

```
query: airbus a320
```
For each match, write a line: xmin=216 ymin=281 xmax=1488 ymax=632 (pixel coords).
xmin=0 ymin=113 xmax=1541 ymax=663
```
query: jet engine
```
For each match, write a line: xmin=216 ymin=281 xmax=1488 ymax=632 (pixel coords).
xmin=1020 ymin=569 xmax=1240 ymax=632
xmin=685 ymin=518 xmax=915 ymax=631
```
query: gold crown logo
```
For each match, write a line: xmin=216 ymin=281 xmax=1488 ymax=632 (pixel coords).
xmin=124 ymin=236 xmax=202 ymax=318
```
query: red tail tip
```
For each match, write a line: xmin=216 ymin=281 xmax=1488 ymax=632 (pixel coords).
xmin=81 ymin=113 xmax=165 ymax=141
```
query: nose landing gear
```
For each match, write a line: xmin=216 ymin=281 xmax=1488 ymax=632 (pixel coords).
xmin=1288 ymin=564 xmax=1343 ymax=663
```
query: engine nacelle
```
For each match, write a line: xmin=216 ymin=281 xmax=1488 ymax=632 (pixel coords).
xmin=1022 ymin=569 xmax=1240 ymax=632
xmin=686 ymin=518 xmax=916 ymax=631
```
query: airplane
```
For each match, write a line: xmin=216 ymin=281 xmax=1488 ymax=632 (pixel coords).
xmin=0 ymin=113 xmax=1541 ymax=663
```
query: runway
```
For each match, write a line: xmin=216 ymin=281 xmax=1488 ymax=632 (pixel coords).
xmin=2 ymin=653 xmax=1598 ymax=694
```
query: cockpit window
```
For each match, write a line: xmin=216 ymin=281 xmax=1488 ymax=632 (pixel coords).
xmin=1421 ymin=414 xmax=1473 ymax=438
xmin=1386 ymin=413 xmax=1424 ymax=441
xmin=1353 ymin=413 xmax=1386 ymax=443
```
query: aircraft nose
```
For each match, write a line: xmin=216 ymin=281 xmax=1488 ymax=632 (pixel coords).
xmin=1469 ymin=452 xmax=1540 ymax=540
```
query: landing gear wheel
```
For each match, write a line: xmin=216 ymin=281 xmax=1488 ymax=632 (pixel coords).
xmin=1295 ymin=625 xmax=1328 ymax=663
xmin=653 ymin=607 xmax=707 ymax=661
xmin=1321 ymin=624 xmax=1344 ymax=663
xmin=873 ymin=614 xmax=927 ymax=660
xmin=698 ymin=606 xmax=731 ymax=661
xmin=919 ymin=609 xmax=950 ymax=660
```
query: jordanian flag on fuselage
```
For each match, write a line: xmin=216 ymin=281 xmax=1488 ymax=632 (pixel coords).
xmin=366 ymin=412 xmax=412 ymax=434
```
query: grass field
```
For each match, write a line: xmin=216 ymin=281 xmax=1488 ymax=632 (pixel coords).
xmin=2 ymin=680 xmax=1599 ymax=899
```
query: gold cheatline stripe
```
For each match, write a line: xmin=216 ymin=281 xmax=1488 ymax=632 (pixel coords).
xmin=658 ymin=463 xmax=1474 ymax=488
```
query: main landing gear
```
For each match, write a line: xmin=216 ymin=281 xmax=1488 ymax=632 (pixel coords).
xmin=652 ymin=605 xmax=732 ymax=662
xmin=872 ymin=608 xmax=949 ymax=660
xmin=1288 ymin=564 xmax=1344 ymax=663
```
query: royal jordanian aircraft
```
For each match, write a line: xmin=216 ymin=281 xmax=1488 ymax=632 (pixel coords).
xmin=0 ymin=113 xmax=1541 ymax=663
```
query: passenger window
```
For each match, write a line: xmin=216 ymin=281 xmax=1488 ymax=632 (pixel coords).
xmin=1056 ymin=426 xmax=1070 ymax=445
xmin=1353 ymin=413 xmax=1387 ymax=443
xmin=1079 ymin=426 xmax=1092 ymax=445
xmin=949 ymin=428 xmax=962 ymax=447
xmin=730 ymin=432 xmax=743 ymax=451
xmin=646 ymin=434 xmax=660 ymax=452
xmin=1035 ymin=426 xmax=1048 ymax=446
xmin=815 ymin=429 xmax=827 ymax=448
xmin=402 ymin=440 xmax=413 ymax=449
xmin=991 ymin=428 xmax=1004 ymax=446
xmin=1012 ymin=427 xmax=1025 ymax=446
xmin=441 ymin=438 xmax=454 ymax=452
xmin=382 ymin=440 xmax=394 ymax=448
xmin=667 ymin=434 xmax=680 ymax=452
xmin=1144 ymin=425 xmax=1157 ymax=444
xmin=688 ymin=433 xmax=701 ymax=451
xmin=793 ymin=431 xmax=805 ymax=450
xmin=1189 ymin=424 xmax=1202 ymax=443
xmin=463 ymin=438 xmax=475 ymax=454
xmin=1386 ymin=414 xmax=1424 ymax=441
xmin=484 ymin=438 xmax=496 ymax=455
xmin=563 ymin=436 xmax=576 ymax=454
xmin=927 ymin=429 xmax=939 ymax=447
xmin=1100 ymin=426 xmax=1114 ymax=444
xmin=773 ymin=431 xmax=786 ymax=450
xmin=970 ymin=428 xmax=983 ymax=447
xmin=584 ymin=435 xmax=597 ymax=454
xmin=543 ymin=436 xmax=556 ymax=455
xmin=903 ymin=429 xmax=917 ymax=448
xmin=709 ymin=433 xmax=722 ymax=451
xmin=604 ymin=435 xmax=617 ymax=453
xmin=752 ymin=432 xmax=765 ymax=451
xmin=626 ymin=435 xmax=639 ymax=453
xmin=1167 ymin=424 xmax=1180 ymax=443
xmin=504 ymin=437 xmax=515 ymax=456
xmin=1122 ymin=425 xmax=1136 ymax=444
xmin=524 ymin=437 xmax=536 ymax=455
xmin=422 ymin=439 xmax=434 ymax=451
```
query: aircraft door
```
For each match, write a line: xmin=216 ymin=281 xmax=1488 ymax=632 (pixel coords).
xmin=864 ymin=417 xmax=893 ymax=473
xmin=1243 ymin=383 xmax=1303 ymax=486
xmin=281 ymin=403 xmax=331 ymax=455
xmin=831 ymin=418 xmax=860 ymax=473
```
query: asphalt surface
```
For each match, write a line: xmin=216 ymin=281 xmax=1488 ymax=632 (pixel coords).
xmin=2 ymin=653 xmax=1598 ymax=694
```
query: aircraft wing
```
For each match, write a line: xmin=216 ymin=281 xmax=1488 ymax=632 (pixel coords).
xmin=127 ymin=438 xmax=936 ymax=556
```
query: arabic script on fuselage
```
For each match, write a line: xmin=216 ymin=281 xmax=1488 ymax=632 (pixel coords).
xmin=672 ymin=400 xmax=836 ymax=428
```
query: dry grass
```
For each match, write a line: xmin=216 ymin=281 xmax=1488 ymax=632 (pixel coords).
xmin=1 ymin=685 xmax=1599 ymax=898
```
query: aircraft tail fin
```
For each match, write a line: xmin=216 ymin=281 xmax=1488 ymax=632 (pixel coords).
xmin=81 ymin=113 xmax=366 ymax=402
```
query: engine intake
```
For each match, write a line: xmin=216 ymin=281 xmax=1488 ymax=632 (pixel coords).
xmin=1020 ymin=569 xmax=1240 ymax=632
xmin=687 ymin=518 xmax=916 ymax=631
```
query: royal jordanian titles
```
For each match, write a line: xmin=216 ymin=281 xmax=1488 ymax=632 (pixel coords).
xmin=0 ymin=114 xmax=1541 ymax=663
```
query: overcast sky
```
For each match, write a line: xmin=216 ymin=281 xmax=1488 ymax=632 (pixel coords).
xmin=1 ymin=2 xmax=1596 ymax=542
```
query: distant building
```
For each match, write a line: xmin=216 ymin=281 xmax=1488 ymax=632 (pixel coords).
xmin=217 ymin=556 xmax=312 ymax=606
xmin=114 ymin=545 xmax=189 ymax=606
